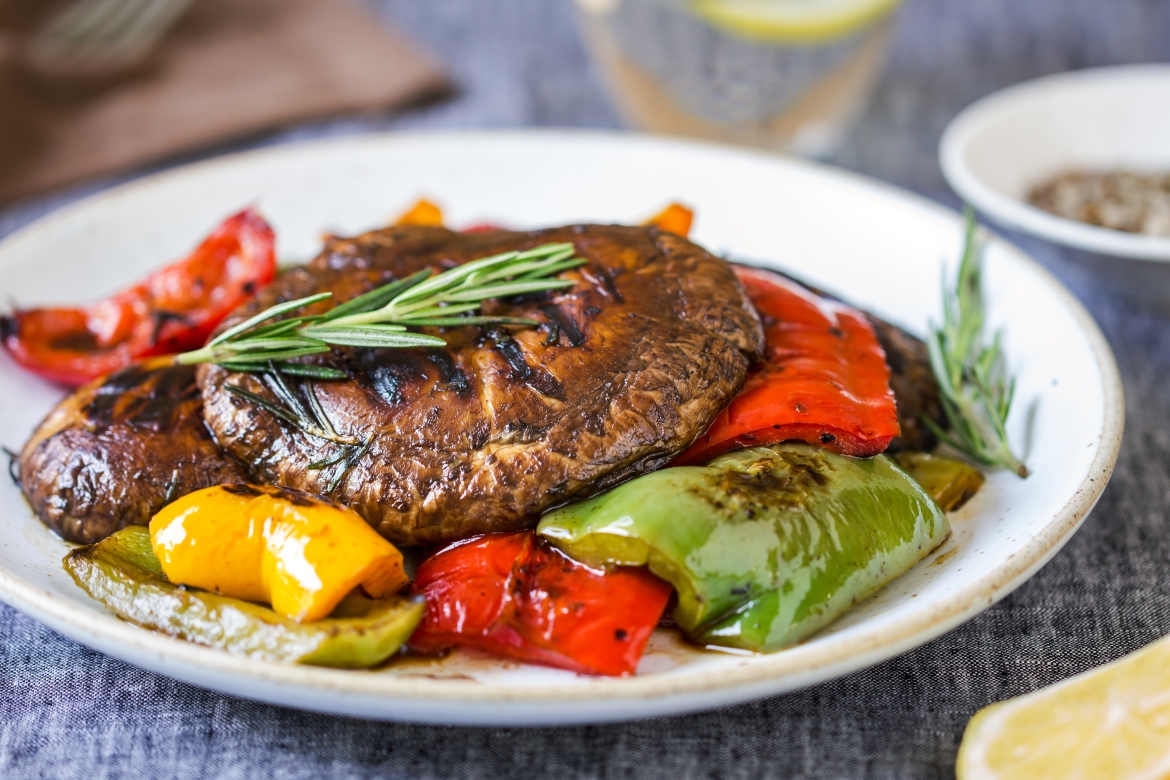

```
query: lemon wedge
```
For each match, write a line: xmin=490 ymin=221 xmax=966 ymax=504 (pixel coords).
xmin=690 ymin=0 xmax=903 ymax=43
xmin=957 ymin=636 xmax=1170 ymax=779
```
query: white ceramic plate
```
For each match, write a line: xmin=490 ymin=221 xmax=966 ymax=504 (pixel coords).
xmin=0 ymin=131 xmax=1122 ymax=725
xmin=940 ymin=64 xmax=1170 ymax=261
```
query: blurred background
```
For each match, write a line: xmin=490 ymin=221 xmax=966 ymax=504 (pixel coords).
xmin=1 ymin=1 xmax=1169 ymax=779
xmin=3 ymin=0 xmax=1165 ymax=226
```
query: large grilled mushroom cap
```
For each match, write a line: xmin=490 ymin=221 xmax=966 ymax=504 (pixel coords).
xmin=198 ymin=224 xmax=765 ymax=546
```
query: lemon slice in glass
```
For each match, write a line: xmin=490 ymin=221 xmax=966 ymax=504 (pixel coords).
xmin=957 ymin=636 xmax=1170 ymax=779
xmin=690 ymin=0 xmax=904 ymax=43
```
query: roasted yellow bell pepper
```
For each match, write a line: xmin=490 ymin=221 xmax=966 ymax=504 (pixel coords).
xmin=892 ymin=451 xmax=985 ymax=512
xmin=66 ymin=526 xmax=423 ymax=667
xmin=150 ymin=484 xmax=407 ymax=622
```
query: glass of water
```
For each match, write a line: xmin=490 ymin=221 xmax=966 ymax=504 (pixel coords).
xmin=574 ymin=0 xmax=902 ymax=158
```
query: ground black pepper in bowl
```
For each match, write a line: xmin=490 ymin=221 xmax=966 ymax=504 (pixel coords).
xmin=1028 ymin=170 xmax=1170 ymax=236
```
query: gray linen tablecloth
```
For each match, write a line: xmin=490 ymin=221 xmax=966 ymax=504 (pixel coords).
xmin=2 ymin=1 xmax=1169 ymax=777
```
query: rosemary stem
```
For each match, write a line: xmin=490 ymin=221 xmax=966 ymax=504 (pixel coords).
xmin=174 ymin=345 xmax=228 ymax=365
xmin=927 ymin=209 xmax=1028 ymax=478
xmin=175 ymin=243 xmax=582 ymax=373
xmin=326 ymin=307 xmax=410 ymax=328
xmin=999 ymin=448 xmax=1030 ymax=479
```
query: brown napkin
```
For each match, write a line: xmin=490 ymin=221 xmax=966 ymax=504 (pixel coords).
xmin=0 ymin=0 xmax=450 ymax=203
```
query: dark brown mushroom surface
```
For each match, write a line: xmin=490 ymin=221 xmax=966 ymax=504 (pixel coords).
xmin=198 ymin=224 xmax=765 ymax=546
xmin=18 ymin=358 xmax=250 ymax=544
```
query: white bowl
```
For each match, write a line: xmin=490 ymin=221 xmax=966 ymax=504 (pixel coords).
xmin=940 ymin=65 xmax=1170 ymax=262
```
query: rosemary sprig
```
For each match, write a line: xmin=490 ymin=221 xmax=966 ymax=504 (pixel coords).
xmin=223 ymin=363 xmax=360 ymax=447
xmin=924 ymin=210 xmax=1029 ymax=478
xmin=175 ymin=243 xmax=584 ymax=368
xmin=175 ymin=244 xmax=583 ymax=494
xmin=223 ymin=361 xmax=369 ymax=492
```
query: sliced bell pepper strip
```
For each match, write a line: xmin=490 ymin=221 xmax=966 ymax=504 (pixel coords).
xmin=891 ymin=451 xmax=985 ymax=512
xmin=539 ymin=443 xmax=950 ymax=653
xmin=408 ymin=531 xmax=673 ymax=676
xmin=677 ymin=265 xmax=900 ymax=464
xmin=1 ymin=209 xmax=275 ymax=387
xmin=150 ymin=484 xmax=408 ymax=623
xmin=644 ymin=202 xmax=694 ymax=237
xmin=394 ymin=198 xmax=445 ymax=227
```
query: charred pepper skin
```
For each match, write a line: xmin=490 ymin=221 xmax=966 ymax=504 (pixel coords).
xmin=2 ymin=209 xmax=275 ymax=388
xmin=64 ymin=526 xmax=424 ymax=667
xmin=538 ymin=443 xmax=950 ymax=653
xmin=408 ymin=531 xmax=672 ymax=676
xmin=676 ymin=267 xmax=901 ymax=465
xmin=892 ymin=451 xmax=985 ymax=512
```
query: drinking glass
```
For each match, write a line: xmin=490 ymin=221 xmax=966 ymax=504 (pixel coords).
xmin=574 ymin=0 xmax=902 ymax=157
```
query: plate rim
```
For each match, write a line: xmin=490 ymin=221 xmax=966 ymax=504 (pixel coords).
xmin=939 ymin=64 xmax=1170 ymax=261
xmin=0 ymin=129 xmax=1126 ymax=722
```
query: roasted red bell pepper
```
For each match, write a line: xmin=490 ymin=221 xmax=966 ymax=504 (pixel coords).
xmin=408 ymin=532 xmax=673 ymax=676
xmin=1 ymin=209 xmax=275 ymax=387
xmin=677 ymin=266 xmax=900 ymax=464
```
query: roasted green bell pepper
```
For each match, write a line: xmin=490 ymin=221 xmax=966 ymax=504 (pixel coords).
xmin=65 ymin=526 xmax=424 ymax=667
xmin=892 ymin=451 xmax=985 ymax=512
xmin=538 ymin=443 xmax=949 ymax=652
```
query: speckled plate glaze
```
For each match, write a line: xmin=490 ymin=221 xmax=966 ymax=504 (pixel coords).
xmin=0 ymin=131 xmax=1123 ymax=725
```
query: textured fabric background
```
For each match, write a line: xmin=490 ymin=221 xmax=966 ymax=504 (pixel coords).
xmin=2 ymin=1 xmax=1169 ymax=778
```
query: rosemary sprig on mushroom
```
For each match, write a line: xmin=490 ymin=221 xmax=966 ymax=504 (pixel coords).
xmin=175 ymin=242 xmax=584 ymax=368
xmin=220 ymin=361 xmax=371 ymax=491
xmin=924 ymin=210 xmax=1029 ymax=478
xmin=174 ymin=242 xmax=583 ymax=492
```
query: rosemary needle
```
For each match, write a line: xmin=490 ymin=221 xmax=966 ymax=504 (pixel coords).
xmin=175 ymin=243 xmax=584 ymax=369
xmin=924 ymin=210 xmax=1029 ymax=478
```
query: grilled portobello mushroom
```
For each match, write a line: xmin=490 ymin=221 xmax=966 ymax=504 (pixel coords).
xmin=868 ymin=314 xmax=946 ymax=453
xmin=198 ymin=224 xmax=766 ymax=546
xmin=17 ymin=358 xmax=250 ymax=544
